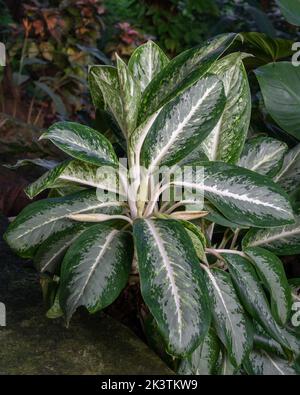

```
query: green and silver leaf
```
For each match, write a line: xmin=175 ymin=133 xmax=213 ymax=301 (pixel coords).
xmin=140 ymin=74 xmax=226 ymax=168
xmin=178 ymin=329 xmax=220 ymax=375
xmin=238 ymin=136 xmax=288 ymax=177
xmin=116 ymin=54 xmax=141 ymax=135
xmin=274 ymin=143 xmax=300 ymax=194
xmin=222 ymin=252 xmax=291 ymax=349
xmin=88 ymin=66 xmax=126 ymax=136
xmin=243 ymin=214 xmax=300 ymax=255
xmin=25 ymin=160 xmax=122 ymax=199
xmin=40 ymin=121 xmax=118 ymax=167
xmin=174 ymin=161 xmax=294 ymax=228
xmin=139 ymin=33 xmax=237 ymax=122
xmin=128 ymin=40 xmax=169 ymax=92
xmin=203 ymin=267 xmax=253 ymax=367
xmin=244 ymin=247 xmax=292 ymax=325
xmin=244 ymin=349 xmax=298 ymax=375
xmin=34 ymin=223 xmax=93 ymax=274
xmin=60 ymin=223 xmax=133 ymax=323
xmin=4 ymin=189 xmax=124 ymax=258
xmin=133 ymin=218 xmax=211 ymax=356
xmin=201 ymin=53 xmax=251 ymax=163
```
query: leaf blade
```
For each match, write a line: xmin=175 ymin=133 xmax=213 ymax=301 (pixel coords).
xmin=133 ymin=218 xmax=211 ymax=356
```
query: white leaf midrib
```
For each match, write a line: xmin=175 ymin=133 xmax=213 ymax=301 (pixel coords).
xmin=249 ymin=226 xmax=300 ymax=247
xmin=150 ymin=81 xmax=219 ymax=169
xmin=70 ymin=229 xmax=119 ymax=313
xmin=15 ymin=201 xmax=123 ymax=240
xmin=174 ymin=181 xmax=290 ymax=215
xmin=203 ymin=266 xmax=239 ymax=351
xmin=146 ymin=219 xmax=183 ymax=343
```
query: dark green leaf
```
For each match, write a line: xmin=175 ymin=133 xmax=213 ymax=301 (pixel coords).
xmin=133 ymin=218 xmax=211 ymax=356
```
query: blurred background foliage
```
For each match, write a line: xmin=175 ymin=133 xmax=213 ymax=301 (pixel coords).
xmin=0 ymin=0 xmax=298 ymax=133
xmin=0 ymin=0 xmax=299 ymax=213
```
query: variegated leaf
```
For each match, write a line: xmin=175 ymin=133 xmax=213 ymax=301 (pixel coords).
xmin=128 ymin=40 xmax=169 ymax=92
xmin=133 ymin=218 xmax=211 ymax=356
xmin=40 ymin=121 xmax=118 ymax=167
xmin=88 ymin=66 xmax=126 ymax=136
xmin=244 ymin=350 xmax=298 ymax=375
xmin=138 ymin=33 xmax=237 ymax=123
xmin=4 ymin=158 xmax=59 ymax=170
xmin=244 ymin=247 xmax=292 ymax=326
xmin=174 ymin=161 xmax=294 ymax=228
xmin=242 ymin=214 xmax=300 ymax=255
xmin=4 ymin=189 xmax=124 ymax=258
xmin=25 ymin=160 xmax=122 ymax=199
xmin=60 ymin=223 xmax=133 ymax=322
xmin=222 ymin=253 xmax=291 ymax=349
xmin=34 ymin=223 xmax=93 ymax=274
xmin=140 ymin=75 xmax=226 ymax=169
xmin=238 ymin=136 xmax=288 ymax=176
xmin=274 ymin=143 xmax=300 ymax=194
xmin=201 ymin=53 xmax=251 ymax=163
xmin=178 ymin=329 xmax=220 ymax=375
xmin=116 ymin=54 xmax=141 ymax=135
xmin=203 ymin=267 xmax=253 ymax=367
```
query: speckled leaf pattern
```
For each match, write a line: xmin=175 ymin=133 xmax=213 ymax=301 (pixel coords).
xmin=274 ymin=143 xmax=300 ymax=194
xmin=88 ymin=66 xmax=126 ymax=136
xmin=40 ymin=121 xmax=118 ymax=167
xmin=204 ymin=202 xmax=246 ymax=229
xmin=222 ymin=253 xmax=291 ymax=349
xmin=4 ymin=158 xmax=59 ymax=170
xmin=244 ymin=350 xmax=298 ymax=375
xmin=201 ymin=53 xmax=251 ymax=163
xmin=244 ymin=247 xmax=292 ymax=325
xmin=242 ymin=214 xmax=300 ymax=255
xmin=4 ymin=189 xmax=124 ymax=258
xmin=138 ymin=33 xmax=236 ymax=123
xmin=116 ymin=55 xmax=141 ymax=135
xmin=59 ymin=223 xmax=133 ymax=323
xmin=238 ymin=136 xmax=288 ymax=177
xmin=203 ymin=267 xmax=253 ymax=367
xmin=174 ymin=161 xmax=294 ymax=228
xmin=178 ymin=220 xmax=206 ymax=261
xmin=34 ymin=223 xmax=93 ymax=274
xmin=25 ymin=160 xmax=122 ymax=199
xmin=128 ymin=40 xmax=169 ymax=92
xmin=178 ymin=329 xmax=220 ymax=375
xmin=133 ymin=218 xmax=211 ymax=356
xmin=140 ymin=75 xmax=226 ymax=168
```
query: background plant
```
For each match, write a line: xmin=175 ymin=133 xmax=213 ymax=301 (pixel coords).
xmin=4 ymin=36 xmax=300 ymax=374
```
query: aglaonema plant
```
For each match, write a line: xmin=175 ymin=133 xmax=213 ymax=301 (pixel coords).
xmin=4 ymin=34 xmax=300 ymax=375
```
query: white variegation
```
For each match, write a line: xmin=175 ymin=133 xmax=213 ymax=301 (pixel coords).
xmin=25 ymin=160 xmax=123 ymax=199
xmin=243 ymin=215 xmax=300 ymax=255
xmin=201 ymin=53 xmax=251 ymax=163
xmin=134 ymin=219 xmax=210 ymax=355
xmin=128 ymin=40 xmax=169 ymax=92
xmin=172 ymin=163 xmax=294 ymax=227
xmin=141 ymin=75 xmax=225 ymax=169
xmin=60 ymin=224 xmax=132 ymax=322
xmin=40 ymin=121 xmax=117 ymax=167
xmin=4 ymin=158 xmax=59 ymax=170
xmin=116 ymin=55 xmax=141 ymax=136
xmin=203 ymin=266 xmax=252 ymax=366
xmin=246 ymin=350 xmax=297 ymax=375
xmin=238 ymin=137 xmax=288 ymax=176
xmin=274 ymin=143 xmax=300 ymax=194
xmin=4 ymin=190 xmax=124 ymax=257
